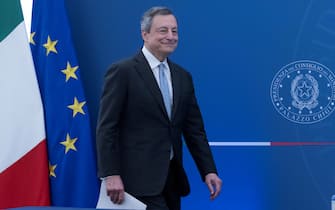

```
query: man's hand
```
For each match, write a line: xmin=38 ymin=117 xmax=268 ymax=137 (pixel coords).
xmin=205 ymin=173 xmax=222 ymax=200
xmin=104 ymin=175 xmax=125 ymax=204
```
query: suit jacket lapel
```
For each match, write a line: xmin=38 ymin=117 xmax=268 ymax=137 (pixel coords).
xmin=169 ymin=61 xmax=181 ymax=121
xmin=134 ymin=52 xmax=170 ymax=120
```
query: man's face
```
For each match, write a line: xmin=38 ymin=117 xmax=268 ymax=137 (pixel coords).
xmin=142 ymin=14 xmax=178 ymax=61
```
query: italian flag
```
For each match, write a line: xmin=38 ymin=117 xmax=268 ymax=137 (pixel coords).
xmin=0 ymin=0 xmax=50 ymax=208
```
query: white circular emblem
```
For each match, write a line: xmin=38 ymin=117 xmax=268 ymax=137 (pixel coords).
xmin=270 ymin=60 xmax=335 ymax=124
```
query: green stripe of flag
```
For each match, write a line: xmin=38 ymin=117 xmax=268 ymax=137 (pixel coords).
xmin=0 ymin=0 xmax=23 ymax=42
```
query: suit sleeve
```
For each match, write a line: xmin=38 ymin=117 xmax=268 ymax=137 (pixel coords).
xmin=182 ymin=72 xmax=218 ymax=181
xmin=96 ymin=63 xmax=127 ymax=178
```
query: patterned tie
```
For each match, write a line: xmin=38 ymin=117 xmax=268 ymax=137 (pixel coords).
xmin=159 ymin=63 xmax=172 ymax=119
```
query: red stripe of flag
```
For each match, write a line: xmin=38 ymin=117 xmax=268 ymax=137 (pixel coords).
xmin=0 ymin=140 xmax=50 ymax=209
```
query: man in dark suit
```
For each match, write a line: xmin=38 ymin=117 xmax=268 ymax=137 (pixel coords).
xmin=96 ymin=6 xmax=222 ymax=210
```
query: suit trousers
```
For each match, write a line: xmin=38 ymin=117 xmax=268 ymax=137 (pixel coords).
xmin=137 ymin=159 xmax=181 ymax=210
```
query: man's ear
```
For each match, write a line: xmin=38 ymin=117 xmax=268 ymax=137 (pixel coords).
xmin=141 ymin=30 xmax=148 ymax=42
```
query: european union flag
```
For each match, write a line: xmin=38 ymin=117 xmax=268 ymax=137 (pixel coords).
xmin=30 ymin=0 xmax=100 ymax=207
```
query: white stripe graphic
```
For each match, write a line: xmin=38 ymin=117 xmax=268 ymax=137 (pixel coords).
xmin=209 ymin=142 xmax=271 ymax=146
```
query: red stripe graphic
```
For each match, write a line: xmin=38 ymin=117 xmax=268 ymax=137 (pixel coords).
xmin=209 ymin=141 xmax=335 ymax=146
xmin=270 ymin=141 xmax=335 ymax=146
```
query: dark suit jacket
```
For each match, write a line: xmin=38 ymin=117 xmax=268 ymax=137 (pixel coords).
xmin=96 ymin=51 xmax=217 ymax=197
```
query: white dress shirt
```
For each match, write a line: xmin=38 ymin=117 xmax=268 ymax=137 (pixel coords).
xmin=142 ymin=46 xmax=173 ymax=103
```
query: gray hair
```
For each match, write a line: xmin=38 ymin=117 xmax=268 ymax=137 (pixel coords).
xmin=140 ymin=6 xmax=174 ymax=32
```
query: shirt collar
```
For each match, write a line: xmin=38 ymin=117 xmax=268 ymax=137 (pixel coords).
xmin=142 ymin=46 xmax=167 ymax=69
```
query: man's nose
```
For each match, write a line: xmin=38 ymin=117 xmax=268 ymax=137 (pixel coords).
xmin=166 ymin=30 xmax=177 ymax=39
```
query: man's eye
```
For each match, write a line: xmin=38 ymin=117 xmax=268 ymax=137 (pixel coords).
xmin=159 ymin=29 xmax=168 ymax=34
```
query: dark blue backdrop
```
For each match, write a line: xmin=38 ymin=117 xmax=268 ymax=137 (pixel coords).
xmin=66 ymin=0 xmax=335 ymax=209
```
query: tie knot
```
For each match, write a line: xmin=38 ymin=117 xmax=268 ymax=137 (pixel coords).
xmin=159 ymin=63 xmax=165 ymax=71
